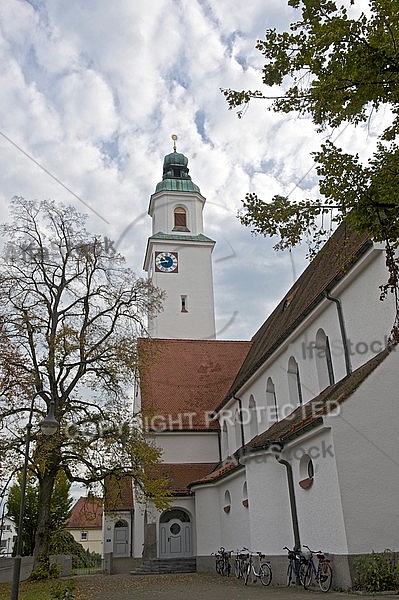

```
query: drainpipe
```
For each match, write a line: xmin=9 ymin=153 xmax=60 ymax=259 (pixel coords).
xmin=233 ymin=396 xmax=245 ymax=448
xmin=217 ymin=428 xmax=222 ymax=462
xmin=275 ymin=453 xmax=301 ymax=551
xmin=325 ymin=291 xmax=352 ymax=376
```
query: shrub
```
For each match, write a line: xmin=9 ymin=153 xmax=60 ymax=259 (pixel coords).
xmin=29 ymin=556 xmax=60 ymax=581
xmin=354 ymin=550 xmax=399 ymax=592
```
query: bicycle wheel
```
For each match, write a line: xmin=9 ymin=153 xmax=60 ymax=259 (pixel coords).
xmin=215 ymin=556 xmax=223 ymax=575
xmin=318 ymin=562 xmax=333 ymax=592
xmin=299 ymin=561 xmax=308 ymax=586
xmin=234 ymin=558 xmax=241 ymax=578
xmin=223 ymin=559 xmax=231 ymax=577
xmin=286 ymin=562 xmax=293 ymax=586
xmin=244 ymin=562 xmax=251 ymax=585
xmin=303 ymin=563 xmax=313 ymax=590
xmin=259 ymin=563 xmax=272 ymax=586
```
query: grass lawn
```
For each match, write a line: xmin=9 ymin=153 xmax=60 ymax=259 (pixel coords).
xmin=0 ymin=578 xmax=84 ymax=600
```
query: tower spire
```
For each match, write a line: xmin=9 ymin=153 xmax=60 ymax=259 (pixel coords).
xmin=172 ymin=133 xmax=178 ymax=152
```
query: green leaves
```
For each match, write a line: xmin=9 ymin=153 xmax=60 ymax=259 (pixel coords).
xmin=223 ymin=0 xmax=399 ymax=316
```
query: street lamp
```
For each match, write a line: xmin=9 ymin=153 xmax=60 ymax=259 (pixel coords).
xmin=10 ymin=400 xmax=59 ymax=600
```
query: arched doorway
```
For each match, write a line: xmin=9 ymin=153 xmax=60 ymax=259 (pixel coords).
xmin=159 ymin=508 xmax=192 ymax=558
xmin=113 ymin=519 xmax=129 ymax=557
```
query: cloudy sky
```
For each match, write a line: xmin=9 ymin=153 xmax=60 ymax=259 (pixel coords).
xmin=0 ymin=0 xmax=378 ymax=340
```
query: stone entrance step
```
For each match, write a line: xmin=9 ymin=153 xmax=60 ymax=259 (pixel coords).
xmin=130 ymin=557 xmax=196 ymax=575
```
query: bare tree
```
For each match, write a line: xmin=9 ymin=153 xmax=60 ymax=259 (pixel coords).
xmin=0 ymin=197 xmax=169 ymax=569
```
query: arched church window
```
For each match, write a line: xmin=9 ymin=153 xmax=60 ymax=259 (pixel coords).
xmin=173 ymin=206 xmax=189 ymax=230
xmin=242 ymin=481 xmax=249 ymax=508
xmin=223 ymin=490 xmax=231 ymax=513
xmin=287 ymin=357 xmax=303 ymax=407
xmin=266 ymin=377 xmax=278 ymax=423
xmin=315 ymin=328 xmax=335 ymax=391
xmin=234 ymin=408 xmax=243 ymax=449
xmin=248 ymin=395 xmax=258 ymax=439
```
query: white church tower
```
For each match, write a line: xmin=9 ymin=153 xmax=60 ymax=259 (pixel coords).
xmin=143 ymin=137 xmax=216 ymax=339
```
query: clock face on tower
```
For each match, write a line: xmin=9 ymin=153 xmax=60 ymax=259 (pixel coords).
xmin=155 ymin=251 xmax=179 ymax=273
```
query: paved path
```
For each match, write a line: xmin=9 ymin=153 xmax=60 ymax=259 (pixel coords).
xmin=75 ymin=573 xmax=388 ymax=600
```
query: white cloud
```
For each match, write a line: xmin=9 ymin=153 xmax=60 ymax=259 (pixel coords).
xmin=0 ymin=0 xmax=372 ymax=340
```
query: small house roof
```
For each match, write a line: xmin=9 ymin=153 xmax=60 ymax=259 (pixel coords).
xmin=67 ymin=496 xmax=103 ymax=529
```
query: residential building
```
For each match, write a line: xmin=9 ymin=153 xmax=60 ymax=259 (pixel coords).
xmin=67 ymin=496 xmax=103 ymax=556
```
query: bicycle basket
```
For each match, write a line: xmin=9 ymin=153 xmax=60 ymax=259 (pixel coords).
xmin=301 ymin=547 xmax=312 ymax=560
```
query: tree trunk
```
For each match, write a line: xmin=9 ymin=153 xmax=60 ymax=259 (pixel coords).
xmin=32 ymin=471 xmax=56 ymax=568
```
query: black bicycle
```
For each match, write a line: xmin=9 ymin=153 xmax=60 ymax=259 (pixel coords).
xmin=284 ymin=546 xmax=307 ymax=586
xmin=212 ymin=546 xmax=231 ymax=576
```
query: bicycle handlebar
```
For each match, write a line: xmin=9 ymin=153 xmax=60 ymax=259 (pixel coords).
xmin=303 ymin=544 xmax=323 ymax=553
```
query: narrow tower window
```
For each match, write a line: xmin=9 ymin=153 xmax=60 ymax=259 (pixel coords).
xmin=181 ymin=295 xmax=188 ymax=312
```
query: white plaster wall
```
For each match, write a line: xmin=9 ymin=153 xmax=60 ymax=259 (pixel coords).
xmin=194 ymin=486 xmax=222 ymax=555
xmin=154 ymin=432 xmax=220 ymax=463
xmin=217 ymin=472 xmax=250 ymax=551
xmin=149 ymin=242 xmax=215 ymax=340
xmin=330 ymin=350 xmax=399 ymax=553
xmin=103 ymin=510 xmax=132 ymax=557
xmin=150 ymin=192 xmax=205 ymax=236
xmin=287 ymin=428 xmax=348 ymax=554
xmin=245 ymin=452 xmax=293 ymax=554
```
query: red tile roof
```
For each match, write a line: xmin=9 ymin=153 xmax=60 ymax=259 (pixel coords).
xmin=104 ymin=475 xmax=134 ymax=511
xmin=150 ymin=463 xmax=218 ymax=494
xmin=138 ymin=339 xmax=251 ymax=430
xmin=189 ymin=460 xmax=242 ymax=487
xmin=219 ymin=223 xmax=372 ymax=407
xmin=67 ymin=496 xmax=103 ymax=529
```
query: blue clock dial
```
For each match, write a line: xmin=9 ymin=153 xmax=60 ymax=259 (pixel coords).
xmin=155 ymin=251 xmax=178 ymax=273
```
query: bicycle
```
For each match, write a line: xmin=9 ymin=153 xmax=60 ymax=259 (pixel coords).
xmin=212 ymin=546 xmax=231 ymax=576
xmin=302 ymin=545 xmax=333 ymax=592
xmin=233 ymin=548 xmax=249 ymax=579
xmin=242 ymin=548 xmax=272 ymax=586
xmin=284 ymin=546 xmax=308 ymax=586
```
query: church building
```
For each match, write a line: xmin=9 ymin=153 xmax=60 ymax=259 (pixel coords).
xmin=103 ymin=141 xmax=399 ymax=589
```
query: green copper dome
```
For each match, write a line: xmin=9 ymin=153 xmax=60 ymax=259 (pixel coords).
xmin=155 ymin=150 xmax=201 ymax=194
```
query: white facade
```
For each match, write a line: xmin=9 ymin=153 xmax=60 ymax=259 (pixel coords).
xmin=0 ymin=516 xmax=16 ymax=556
xmin=117 ymin=149 xmax=399 ymax=589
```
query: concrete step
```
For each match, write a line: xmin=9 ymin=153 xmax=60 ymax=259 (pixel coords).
xmin=130 ymin=557 xmax=196 ymax=575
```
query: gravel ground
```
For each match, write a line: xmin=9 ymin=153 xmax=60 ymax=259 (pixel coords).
xmin=75 ymin=572 xmax=386 ymax=600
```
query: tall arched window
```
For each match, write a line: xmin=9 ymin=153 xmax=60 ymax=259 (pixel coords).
xmin=266 ymin=377 xmax=278 ymax=423
xmin=173 ymin=207 xmax=188 ymax=230
xmin=287 ymin=357 xmax=303 ymax=407
xmin=248 ymin=395 xmax=258 ymax=439
xmin=234 ymin=408 xmax=243 ymax=449
xmin=315 ymin=329 xmax=335 ymax=391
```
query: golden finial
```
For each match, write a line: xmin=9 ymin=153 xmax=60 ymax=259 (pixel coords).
xmin=171 ymin=134 xmax=178 ymax=152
